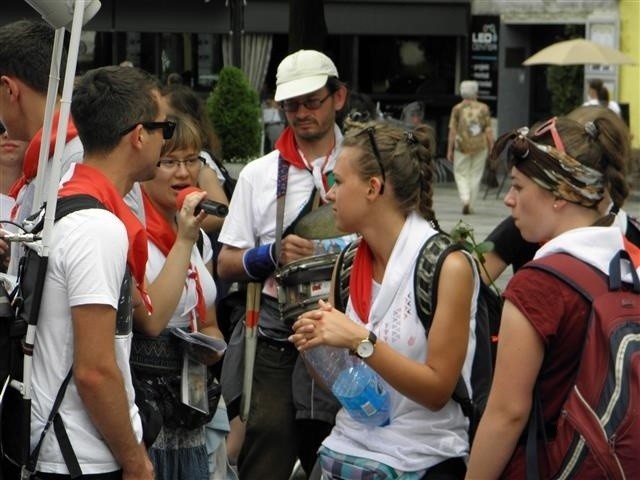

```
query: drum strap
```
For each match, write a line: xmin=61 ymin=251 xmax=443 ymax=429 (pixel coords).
xmin=275 ymin=155 xmax=290 ymax=262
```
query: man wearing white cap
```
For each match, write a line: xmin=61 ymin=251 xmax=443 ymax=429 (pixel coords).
xmin=217 ymin=49 xmax=347 ymax=479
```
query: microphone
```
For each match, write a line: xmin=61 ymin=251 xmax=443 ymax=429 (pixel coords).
xmin=176 ymin=187 xmax=229 ymax=218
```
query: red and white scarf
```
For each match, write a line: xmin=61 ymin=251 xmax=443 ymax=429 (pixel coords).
xmin=58 ymin=163 xmax=151 ymax=311
xmin=141 ymin=190 xmax=206 ymax=331
xmin=9 ymin=111 xmax=78 ymax=209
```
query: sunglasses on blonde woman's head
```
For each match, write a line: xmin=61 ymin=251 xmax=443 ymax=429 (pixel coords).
xmin=356 ymin=126 xmax=385 ymax=195
xmin=532 ymin=117 xmax=565 ymax=153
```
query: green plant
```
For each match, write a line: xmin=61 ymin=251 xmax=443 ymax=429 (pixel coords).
xmin=450 ymin=220 xmax=501 ymax=296
xmin=545 ymin=25 xmax=585 ymax=117
xmin=546 ymin=64 xmax=584 ymax=116
xmin=206 ymin=66 xmax=261 ymax=163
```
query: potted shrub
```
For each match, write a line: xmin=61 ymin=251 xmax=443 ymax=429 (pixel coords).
xmin=206 ymin=66 xmax=261 ymax=172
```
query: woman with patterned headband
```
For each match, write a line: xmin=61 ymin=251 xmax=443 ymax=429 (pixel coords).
xmin=479 ymin=105 xmax=638 ymax=284
xmin=290 ymin=120 xmax=479 ymax=479
xmin=466 ymin=115 xmax=640 ymax=478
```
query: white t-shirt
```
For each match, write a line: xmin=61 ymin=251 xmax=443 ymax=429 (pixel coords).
xmin=582 ymin=98 xmax=622 ymax=116
xmin=324 ymin=219 xmax=479 ymax=471
xmin=8 ymin=136 xmax=83 ymax=275
xmin=218 ymin=125 xmax=343 ymax=300
xmin=30 ymin=208 xmax=143 ymax=474
xmin=0 ymin=193 xmax=15 ymax=225
xmin=145 ymin=233 xmax=217 ymax=329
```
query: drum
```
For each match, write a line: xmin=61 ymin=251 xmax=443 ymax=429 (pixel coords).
xmin=275 ymin=253 xmax=338 ymax=326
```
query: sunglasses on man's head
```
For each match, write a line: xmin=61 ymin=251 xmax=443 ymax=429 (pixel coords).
xmin=532 ymin=117 xmax=565 ymax=153
xmin=119 ymin=121 xmax=176 ymax=140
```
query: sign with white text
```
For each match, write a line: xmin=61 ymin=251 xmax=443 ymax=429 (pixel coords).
xmin=469 ymin=15 xmax=500 ymax=112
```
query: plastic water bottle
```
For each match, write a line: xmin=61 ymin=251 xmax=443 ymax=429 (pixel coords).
xmin=303 ymin=345 xmax=390 ymax=427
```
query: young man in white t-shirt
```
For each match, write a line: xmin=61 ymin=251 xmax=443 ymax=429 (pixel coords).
xmin=26 ymin=66 xmax=169 ymax=479
xmin=0 ymin=20 xmax=84 ymax=276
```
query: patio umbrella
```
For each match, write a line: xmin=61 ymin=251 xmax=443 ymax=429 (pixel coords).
xmin=523 ymin=38 xmax=636 ymax=66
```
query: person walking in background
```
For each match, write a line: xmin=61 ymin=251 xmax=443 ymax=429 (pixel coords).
xmin=466 ymin=114 xmax=633 ymax=478
xmin=26 ymin=65 xmax=165 ymax=479
xmin=583 ymin=78 xmax=621 ymax=116
xmin=216 ymin=49 xmax=346 ymax=479
xmin=131 ymin=113 xmax=233 ymax=480
xmin=446 ymin=80 xmax=493 ymax=215
xmin=291 ymin=120 xmax=478 ymax=479
xmin=0 ymin=20 xmax=84 ymax=275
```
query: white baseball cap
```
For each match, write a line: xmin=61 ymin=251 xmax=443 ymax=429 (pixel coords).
xmin=274 ymin=50 xmax=339 ymax=102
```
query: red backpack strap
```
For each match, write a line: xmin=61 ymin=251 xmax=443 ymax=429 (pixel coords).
xmin=525 ymin=250 xmax=640 ymax=299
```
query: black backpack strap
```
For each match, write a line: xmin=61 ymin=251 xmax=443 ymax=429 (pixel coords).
xmin=333 ymin=238 xmax=360 ymax=312
xmin=414 ymin=233 xmax=479 ymax=420
xmin=25 ymin=369 xmax=80 ymax=478
xmin=22 ymin=195 xmax=106 ymax=477
xmin=30 ymin=194 xmax=106 ymax=235
xmin=413 ymin=232 xmax=461 ymax=330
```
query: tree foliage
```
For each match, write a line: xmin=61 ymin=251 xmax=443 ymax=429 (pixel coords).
xmin=206 ymin=66 xmax=261 ymax=163
xmin=546 ymin=64 xmax=584 ymax=117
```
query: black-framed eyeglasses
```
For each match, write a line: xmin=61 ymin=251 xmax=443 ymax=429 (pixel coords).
xmin=357 ymin=126 xmax=385 ymax=195
xmin=281 ymin=92 xmax=332 ymax=113
xmin=0 ymin=122 xmax=5 ymax=135
xmin=157 ymin=156 xmax=205 ymax=171
xmin=119 ymin=121 xmax=176 ymax=140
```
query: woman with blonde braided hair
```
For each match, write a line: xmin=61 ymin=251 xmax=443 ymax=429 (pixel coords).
xmin=466 ymin=114 xmax=640 ymax=479
xmin=290 ymin=121 xmax=480 ymax=479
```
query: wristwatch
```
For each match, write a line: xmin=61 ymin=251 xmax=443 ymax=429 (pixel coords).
xmin=354 ymin=331 xmax=377 ymax=359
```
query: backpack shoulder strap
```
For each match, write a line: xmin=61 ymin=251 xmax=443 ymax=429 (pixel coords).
xmin=414 ymin=232 xmax=463 ymax=332
xmin=526 ymin=250 xmax=640 ymax=299
xmin=333 ymin=237 xmax=361 ymax=312
xmin=30 ymin=194 xmax=106 ymax=234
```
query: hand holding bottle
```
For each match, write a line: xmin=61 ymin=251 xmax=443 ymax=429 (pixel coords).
xmin=289 ymin=299 xmax=369 ymax=353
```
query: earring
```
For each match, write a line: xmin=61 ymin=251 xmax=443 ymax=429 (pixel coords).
xmin=553 ymin=203 xmax=558 ymax=209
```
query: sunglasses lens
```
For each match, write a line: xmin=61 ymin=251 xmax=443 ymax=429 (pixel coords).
xmin=0 ymin=123 xmax=5 ymax=135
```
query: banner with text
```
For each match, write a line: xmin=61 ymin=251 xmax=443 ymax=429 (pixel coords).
xmin=469 ymin=15 xmax=499 ymax=113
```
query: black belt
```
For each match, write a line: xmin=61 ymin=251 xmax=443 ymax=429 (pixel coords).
xmin=258 ymin=335 xmax=296 ymax=352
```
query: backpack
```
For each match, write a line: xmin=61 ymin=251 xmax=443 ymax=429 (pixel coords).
xmin=334 ymin=232 xmax=502 ymax=442
xmin=455 ymin=101 xmax=489 ymax=155
xmin=0 ymin=195 xmax=116 ymax=478
xmin=522 ymin=251 xmax=640 ymax=480
xmin=205 ymin=149 xmax=237 ymax=201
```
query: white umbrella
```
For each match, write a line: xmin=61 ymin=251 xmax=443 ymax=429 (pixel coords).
xmin=523 ymin=38 xmax=636 ymax=66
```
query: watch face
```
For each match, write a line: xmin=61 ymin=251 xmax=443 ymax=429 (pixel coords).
xmin=356 ymin=340 xmax=374 ymax=359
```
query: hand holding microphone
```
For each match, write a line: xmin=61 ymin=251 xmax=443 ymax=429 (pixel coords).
xmin=176 ymin=186 xmax=229 ymax=218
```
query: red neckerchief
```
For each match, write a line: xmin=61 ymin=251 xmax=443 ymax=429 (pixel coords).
xmin=141 ymin=190 xmax=206 ymax=330
xmin=58 ymin=164 xmax=151 ymax=311
xmin=9 ymin=111 xmax=78 ymax=201
xmin=274 ymin=127 xmax=309 ymax=170
xmin=350 ymin=239 xmax=374 ymax=323
xmin=623 ymin=237 xmax=640 ymax=267
xmin=275 ymin=126 xmax=333 ymax=193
